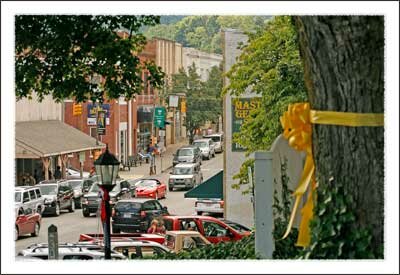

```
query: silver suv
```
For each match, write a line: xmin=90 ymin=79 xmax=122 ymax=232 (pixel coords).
xmin=203 ymin=133 xmax=224 ymax=153
xmin=15 ymin=186 xmax=45 ymax=215
xmin=192 ymin=139 xmax=215 ymax=160
xmin=168 ymin=163 xmax=203 ymax=191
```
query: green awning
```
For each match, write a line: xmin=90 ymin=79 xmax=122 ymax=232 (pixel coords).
xmin=184 ymin=170 xmax=223 ymax=199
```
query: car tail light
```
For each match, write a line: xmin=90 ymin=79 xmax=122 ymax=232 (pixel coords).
xmin=140 ymin=211 xmax=146 ymax=218
xmin=219 ymin=201 xmax=224 ymax=207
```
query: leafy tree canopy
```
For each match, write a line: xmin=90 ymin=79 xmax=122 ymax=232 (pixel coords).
xmin=15 ymin=15 xmax=165 ymax=103
xmin=224 ymin=16 xmax=307 ymax=189
xmin=224 ymin=16 xmax=307 ymax=152
xmin=169 ymin=63 xmax=223 ymax=142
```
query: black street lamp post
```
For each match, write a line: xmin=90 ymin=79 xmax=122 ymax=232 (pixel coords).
xmin=94 ymin=145 xmax=120 ymax=260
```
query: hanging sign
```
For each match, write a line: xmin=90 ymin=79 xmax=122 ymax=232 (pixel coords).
xmin=97 ymin=110 xmax=106 ymax=135
xmin=87 ymin=104 xmax=110 ymax=125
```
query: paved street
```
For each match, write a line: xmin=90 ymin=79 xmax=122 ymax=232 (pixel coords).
xmin=15 ymin=152 xmax=223 ymax=254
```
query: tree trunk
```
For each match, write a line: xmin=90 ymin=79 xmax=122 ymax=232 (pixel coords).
xmin=294 ymin=16 xmax=384 ymax=255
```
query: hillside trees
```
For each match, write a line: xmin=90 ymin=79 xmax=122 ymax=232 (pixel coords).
xmin=15 ymin=15 xmax=165 ymax=103
xmin=144 ymin=15 xmax=270 ymax=54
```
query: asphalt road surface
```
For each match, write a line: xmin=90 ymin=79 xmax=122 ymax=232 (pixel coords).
xmin=15 ymin=153 xmax=223 ymax=254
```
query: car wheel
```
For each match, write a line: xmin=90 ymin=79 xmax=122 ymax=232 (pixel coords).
xmin=55 ymin=203 xmax=60 ymax=216
xmin=36 ymin=205 xmax=42 ymax=214
xmin=15 ymin=226 xmax=19 ymax=241
xmin=83 ymin=210 xmax=90 ymax=217
xmin=197 ymin=211 xmax=203 ymax=216
xmin=69 ymin=200 xmax=75 ymax=212
xmin=169 ymin=186 xmax=173 ymax=191
xmin=31 ymin=222 xmax=40 ymax=237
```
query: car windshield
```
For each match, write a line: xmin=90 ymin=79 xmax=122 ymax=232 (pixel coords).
xmin=173 ymin=167 xmax=193 ymax=175
xmin=136 ymin=180 xmax=157 ymax=188
xmin=177 ymin=149 xmax=194 ymax=156
xmin=205 ymin=136 xmax=220 ymax=142
xmin=69 ymin=180 xmax=82 ymax=190
xmin=193 ymin=142 xmax=207 ymax=148
xmin=225 ymin=222 xmax=251 ymax=233
xmin=116 ymin=202 xmax=142 ymax=212
xmin=15 ymin=192 xmax=22 ymax=203
xmin=89 ymin=183 xmax=100 ymax=193
xmin=39 ymin=185 xmax=57 ymax=195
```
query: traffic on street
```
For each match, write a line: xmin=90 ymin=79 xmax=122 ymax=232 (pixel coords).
xmin=15 ymin=152 xmax=224 ymax=255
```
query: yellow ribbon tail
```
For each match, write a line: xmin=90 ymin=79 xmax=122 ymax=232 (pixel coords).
xmin=282 ymin=195 xmax=301 ymax=240
xmin=295 ymin=189 xmax=314 ymax=247
xmin=310 ymin=110 xmax=384 ymax=127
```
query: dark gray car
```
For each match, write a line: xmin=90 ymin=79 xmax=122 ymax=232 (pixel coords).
xmin=172 ymin=146 xmax=202 ymax=167
xmin=81 ymin=179 xmax=134 ymax=217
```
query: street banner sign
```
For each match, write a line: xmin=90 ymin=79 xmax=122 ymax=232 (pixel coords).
xmin=169 ymin=95 xmax=179 ymax=107
xmin=97 ymin=110 xmax=106 ymax=135
xmin=87 ymin=104 xmax=110 ymax=125
xmin=79 ymin=152 xmax=86 ymax=163
xmin=154 ymin=106 xmax=166 ymax=128
xmin=180 ymin=100 xmax=186 ymax=113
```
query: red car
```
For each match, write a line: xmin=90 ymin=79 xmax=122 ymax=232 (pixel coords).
xmin=15 ymin=208 xmax=41 ymax=241
xmin=162 ymin=215 xmax=251 ymax=244
xmin=135 ymin=179 xmax=167 ymax=200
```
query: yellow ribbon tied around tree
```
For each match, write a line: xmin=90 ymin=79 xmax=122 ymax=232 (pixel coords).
xmin=280 ymin=102 xmax=384 ymax=247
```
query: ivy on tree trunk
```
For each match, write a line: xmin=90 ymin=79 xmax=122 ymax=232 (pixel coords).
xmin=294 ymin=16 xmax=384 ymax=258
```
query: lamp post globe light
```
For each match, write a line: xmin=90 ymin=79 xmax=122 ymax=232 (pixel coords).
xmin=93 ymin=145 xmax=120 ymax=260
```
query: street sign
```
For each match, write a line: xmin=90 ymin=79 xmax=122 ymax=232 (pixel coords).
xmin=181 ymin=100 xmax=186 ymax=113
xmin=154 ymin=106 xmax=166 ymax=128
xmin=48 ymin=224 xmax=59 ymax=260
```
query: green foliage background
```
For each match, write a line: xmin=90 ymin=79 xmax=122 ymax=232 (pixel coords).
xmin=16 ymin=15 xmax=165 ymax=103
xmin=144 ymin=15 xmax=271 ymax=54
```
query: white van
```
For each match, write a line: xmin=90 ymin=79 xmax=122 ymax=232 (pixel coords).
xmin=203 ymin=133 xmax=224 ymax=153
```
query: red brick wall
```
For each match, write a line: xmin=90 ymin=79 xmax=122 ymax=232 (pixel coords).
xmin=64 ymin=100 xmax=123 ymax=171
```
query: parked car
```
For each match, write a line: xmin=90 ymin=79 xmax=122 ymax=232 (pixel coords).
xmin=192 ymin=138 xmax=215 ymax=160
xmin=15 ymin=207 xmax=41 ymax=241
xmin=66 ymin=167 xmax=90 ymax=179
xmin=111 ymin=198 xmax=169 ymax=233
xmin=162 ymin=215 xmax=251 ymax=244
xmin=134 ymin=179 xmax=167 ymax=200
xmin=220 ymin=219 xmax=253 ymax=234
xmin=163 ymin=231 xmax=210 ymax=253
xmin=203 ymin=133 xmax=224 ymax=153
xmin=15 ymin=186 xmax=45 ymax=215
xmin=66 ymin=178 xmax=97 ymax=209
xmin=17 ymin=243 xmax=126 ymax=260
xmin=37 ymin=180 xmax=75 ymax=216
xmin=195 ymin=198 xmax=224 ymax=217
xmin=81 ymin=179 xmax=134 ymax=217
xmin=172 ymin=146 xmax=202 ymax=166
xmin=92 ymin=240 xmax=171 ymax=259
xmin=168 ymin=163 xmax=203 ymax=191
xmin=79 ymin=232 xmax=165 ymax=245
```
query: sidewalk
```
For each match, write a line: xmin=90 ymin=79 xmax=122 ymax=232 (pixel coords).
xmin=118 ymin=139 xmax=189 ymax=180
